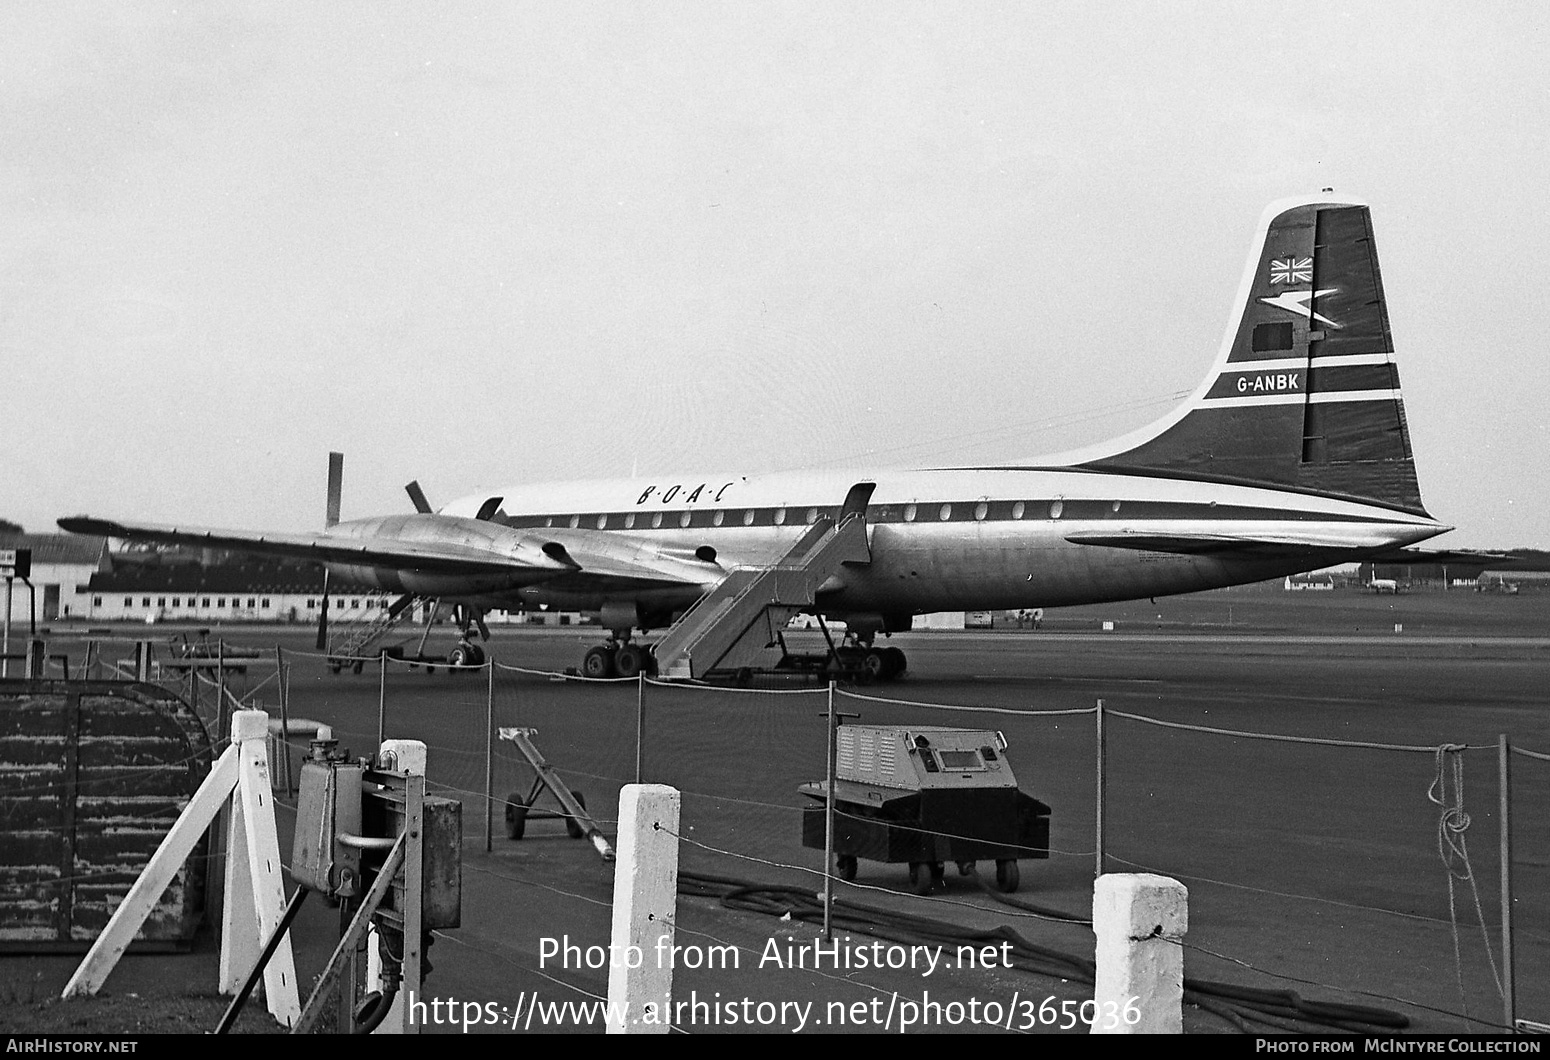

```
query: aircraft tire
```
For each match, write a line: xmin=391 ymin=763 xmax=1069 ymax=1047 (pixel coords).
xmin=908 ymin=862 xmax=934 ymax=896
xmin=995 ymin=859 xmax=1020 ymax=894
xmin=582 ymin=646 xmax=615 ymax=679
xmin=448 ymin=645 xmax=471 ymax=667
xmin=614 ymin=644 xmax=647 ymax=679
xmin=861 ymin=649 xmax=888 ymax=681
xmin=884 ymin=647 xmax=907 ymax=678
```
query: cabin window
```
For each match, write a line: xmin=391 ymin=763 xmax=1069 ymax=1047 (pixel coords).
xmin=712 ymin=511 xmax=725 ymax=526
xmin=651 ymin=512 xmax=664 ymax=529
xmin=679 ymin=511 xmax=692 ymax=527
xmin=774 ymin=508 xmax=787 ymax=525
xmin=545 ymin=517 xmax=554 ymax=527
xmin=904 ymin=504 xmax=917 ymax=522
xmin=938 ymin=504 xmax=952 ymax=521
xmin=1050 ymin=500 xmax=1064 ymax=519
xmin=596 ymin=514 xmax=608 ymax=529
xmin=743 ymin=509 xmax=756 ymax=526
xmin=974 ymin=502 xmax=988 ymax=520
xmin=1111 ymin=500 xmax=1122 ymax=512
xmin=806 ymin=507 xmax=819 ymax=524
xmin=1012 ymin=501 xmax=1025 ymax=519
xmin=568 ymin=514 xmax=580 ymax=529
xmin=625 ymin=513 xmax=636 ymax=529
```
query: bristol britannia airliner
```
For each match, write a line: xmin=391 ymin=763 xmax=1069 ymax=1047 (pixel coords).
xmin=62 ymin=195 xmax=1452 ymax=680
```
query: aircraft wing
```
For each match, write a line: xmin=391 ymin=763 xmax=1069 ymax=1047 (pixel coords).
xmin=57 ymin=515 xmax=557 ymax=575
xmin=56 ymin=515 xmax=724 ymax=588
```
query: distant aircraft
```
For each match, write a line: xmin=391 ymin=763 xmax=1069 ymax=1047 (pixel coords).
xmin=62 ymin=195 xmax=1457 ymax=680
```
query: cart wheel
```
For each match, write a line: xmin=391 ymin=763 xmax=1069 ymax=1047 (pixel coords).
xmin=956 ymin=861 xmax=975 ymax=876
xmin=835 ymin=854 xmax=858 ymax=882
xmin=504 ymin=794 xmax=528 ymax=840
xmin=995 ymin=859 xmax=1020 ymax=893
xmin=908 ymin=862 xmax=933 ymax=896
xmin=565 ymin=790 xmax=587 ymax=838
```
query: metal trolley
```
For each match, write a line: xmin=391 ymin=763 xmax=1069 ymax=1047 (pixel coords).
xmin=800 ymin=725 xmax=1051 ymax=894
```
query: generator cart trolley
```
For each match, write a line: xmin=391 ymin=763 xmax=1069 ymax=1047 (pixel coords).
xmin=799 ymin=725 xmax=1051 ymax=895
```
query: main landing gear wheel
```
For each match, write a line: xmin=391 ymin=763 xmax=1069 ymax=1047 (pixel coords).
xmin=504 ymin=794 xmax=528 ymax=840
xmin=565 ymin=791 xmax=587 ymax=839
xmin=908 ymin=862 xmax=934 ymax=896
xmin=861 ymin=649 xmax=888 ymax=682
xmin=994 ymin=859 xmax=1020 ymax=893
xmin=582 ymin=646 xmax=616 ymax=679
xmin=615 ymin=643 xmax=648 ymax=679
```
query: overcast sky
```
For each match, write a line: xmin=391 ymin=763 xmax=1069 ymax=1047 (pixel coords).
xmin=3 ymin=3 xmax=1546 ymax=547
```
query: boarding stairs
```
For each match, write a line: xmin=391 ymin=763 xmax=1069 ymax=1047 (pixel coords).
xmin=326 ymin=593 xmax=429 ymax=664
xmin=653 ymin=508 xmax=872 ymax=680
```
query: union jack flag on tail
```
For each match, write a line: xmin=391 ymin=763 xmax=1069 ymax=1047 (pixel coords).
xmin=1270 ymin=256 xmax=1313 ymax=284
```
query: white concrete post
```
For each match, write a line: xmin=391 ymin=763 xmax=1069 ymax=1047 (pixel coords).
xmin=1091 ymin=872 xmax=1187 ymax=1034
xmin=606 ymin=784 xmax=680 ymax=1034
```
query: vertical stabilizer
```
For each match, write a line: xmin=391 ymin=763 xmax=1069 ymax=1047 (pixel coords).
xmin=1081 ymin=197 xmax=1428 ymax=516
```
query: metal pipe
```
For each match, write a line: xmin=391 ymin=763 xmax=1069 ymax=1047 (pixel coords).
xmin=1095 ymin=698 xmax=1107 ymax=878
xmin=485 ymin=656 xmax=495 ymax=853
xmin=823 ymin=680 xmax=837 ymax=941
xmin=1500 ymin=733 xmax=1515 ymax=1032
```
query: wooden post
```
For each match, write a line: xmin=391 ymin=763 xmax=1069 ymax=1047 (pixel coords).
xmin=635 ymin=671 xmax=645 ymax=784
xmin=606 ymin=784 xmax=680 ymax=1034
xmin=1091 ymin=873 xmax=1186 ymax=1034
xmin=485 ymin=658 xmax=495 ymax=853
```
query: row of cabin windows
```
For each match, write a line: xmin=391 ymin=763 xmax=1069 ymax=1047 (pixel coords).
xmin=97 ymin=596 xmax=279 ymax=609
xmin=543 ymin=499 xmax=1105 ymax=531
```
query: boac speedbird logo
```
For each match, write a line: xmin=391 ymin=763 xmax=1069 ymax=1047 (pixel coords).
xmin=1259 ymin=288 xmax=1343 ymax=329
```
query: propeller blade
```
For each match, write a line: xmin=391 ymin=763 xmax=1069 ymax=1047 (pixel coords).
xmin=405 ymin=480 xmax=433 ymax=514
xmin=325 ymin=452 xmax=343 ymax=528
xmin=315 ymin=569 xmax=331 ymax=651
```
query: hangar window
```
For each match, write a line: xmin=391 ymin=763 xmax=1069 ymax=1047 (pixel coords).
xmin=568 ymin=514 xmax=580 ymax=529
xmin=938 ymin=504 xmax=952 ymax=521
xmin=93 ymin=596 xmax=103 ymax=607
xmin=974 ymin=502 xmax=988 ymax=521
xmin=1252 ymin=322 xmax=1294 ymax=352
xmin=651 ymin=512 xmax=663 ymax=529
xmin=158 ymin=597 xmax=167 ymax=607
xmin=774 ymin=508 xmax=787 ymax=525
xmin=305 ymin=599 xmax=315 ymax=609
xmin=596 ymin=514 xmax=608 ymax=529
xmin=743 ymin=509 xmax=756 ymax=526
xmin=679 ymin=511 xmax=692 ymax=527
xmin=1050 ymin=500 xmax=1064 ymax=519
xmin=904 ymin=504 xmax=917 ymax=522
xmin=247 ymin=597 xmax=256 ymax=608
xmin=202 ymin=598 xmax=211 ymax=608
xmin=217 ymin=598 xmax=226 ymax=608
xmin=123 ymin=597 xmax=132 ymax=607
xmin=712 ymin=511 xmax=725 ymax=527
xmin=262 ymin=599 xmax=271 ymax=609
xmin=142 ymin=597 xmax=151 ymax=607
xmin=1012 ymin=501 xmax=1025 ymax=519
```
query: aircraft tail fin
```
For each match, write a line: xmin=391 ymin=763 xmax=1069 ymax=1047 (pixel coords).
xmin=1079 ymin=197 xmax=1429 ymax=516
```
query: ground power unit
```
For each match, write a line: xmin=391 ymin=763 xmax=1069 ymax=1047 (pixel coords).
xmin=800 ymin=725 xmax=1051 ymax=894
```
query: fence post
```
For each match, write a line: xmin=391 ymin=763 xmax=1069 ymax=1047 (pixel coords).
xmin=606 ymin=784 xmax=680 ymax=1034
xmin=635 ymin=671 xmax=646 ymax=784
xmin=1499 ymin=734 xmax=1515 ymax=1032
xmin=377 ymin=649 xmax=387 ymax=748
xmin=485 ymin=658 xmax=495 ymax=853
xmin=823 ymin=680 xmax=837 ymax=941
xmin=1091 ymin=873 xmax=1186 ymax=1034
xmin=1095 ymin=698 xmax=1106 ymax=877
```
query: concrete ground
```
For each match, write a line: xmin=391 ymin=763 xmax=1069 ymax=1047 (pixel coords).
xmin=4 ymin=587 xmax=1547 ymax=1034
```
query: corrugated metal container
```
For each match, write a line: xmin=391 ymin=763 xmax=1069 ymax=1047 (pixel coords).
xmin=0 ymin=679 xmax=213 ymax=951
